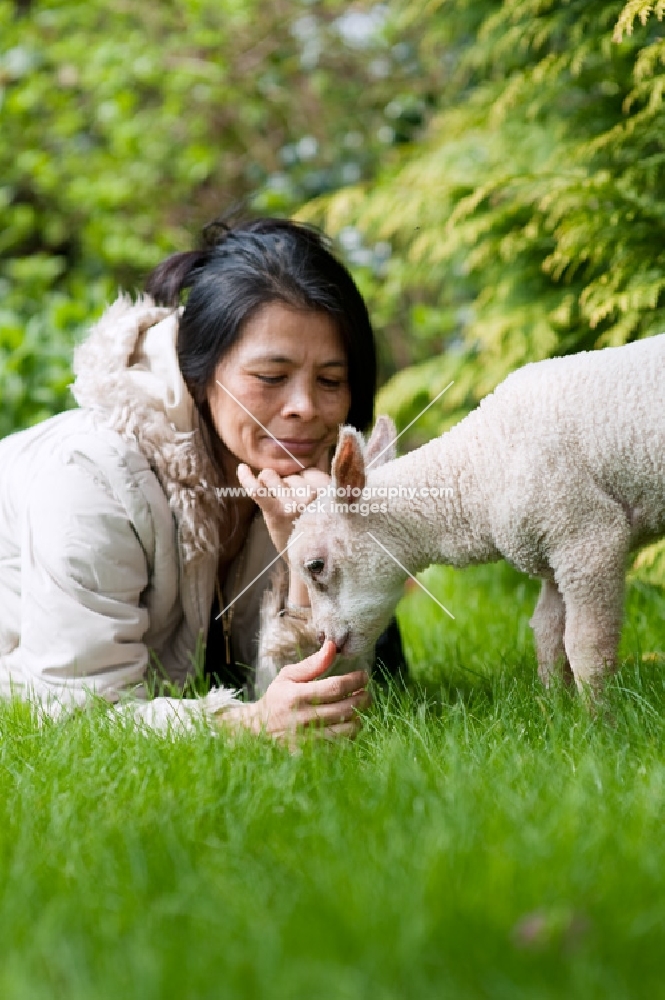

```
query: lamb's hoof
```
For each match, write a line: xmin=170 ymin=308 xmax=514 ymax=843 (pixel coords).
xmin=537 ymin=657 xmax=574 ymax=689
xmin=575 ymin=678 xmax=617 ymax=727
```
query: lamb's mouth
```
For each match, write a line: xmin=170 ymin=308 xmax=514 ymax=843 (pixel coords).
xmin=334 ymin=630 xmax=350 ymax=655
xmin=321 ymin=629 xmax=367 ymax=658
xmin=335 ymin=632 xmax=366 ymax=657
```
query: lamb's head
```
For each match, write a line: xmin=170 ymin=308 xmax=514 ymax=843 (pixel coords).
xmin=287 ymin=415 xmax=408 ymax=657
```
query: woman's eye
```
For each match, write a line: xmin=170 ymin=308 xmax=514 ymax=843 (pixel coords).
xmin=255 ymin=375 xmax=343 ymax=388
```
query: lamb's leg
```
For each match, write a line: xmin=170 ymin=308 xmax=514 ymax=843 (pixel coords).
xmin=560 ymin=590 xmax=624 ymax=698
xmin=553 ymin=524 xmax=629 ymax=699
xmin=529 ymin=578 xmax=573 ymax=687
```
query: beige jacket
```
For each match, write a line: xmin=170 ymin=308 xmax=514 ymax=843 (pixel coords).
xmin=0 ymin=295 xmax=330 ymax=732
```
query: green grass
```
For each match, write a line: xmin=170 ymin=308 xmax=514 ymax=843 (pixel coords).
xmin=1 ymin=563 xmax=664 ymax=999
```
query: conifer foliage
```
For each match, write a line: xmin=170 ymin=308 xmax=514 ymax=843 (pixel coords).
xmin=304 ymin=0 xmax=665 ymax=428
xmin=302 ymin=0 xmax=665 ymax=580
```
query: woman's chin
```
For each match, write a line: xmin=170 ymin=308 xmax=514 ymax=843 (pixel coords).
xmin=250 ymin=453 xmax=303 ymax=475
xmin=262 ymin=447 xmax=318 ymax=471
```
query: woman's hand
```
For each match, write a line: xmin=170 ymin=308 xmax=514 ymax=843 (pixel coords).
xmin=236 ymin=450 xmax=331 ymax=556
xmin=219 ymin=640 xmax=371 ymax=741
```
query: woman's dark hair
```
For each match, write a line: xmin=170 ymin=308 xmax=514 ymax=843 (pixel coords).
xmin=145 ymin=216 xmax=377 ymax=476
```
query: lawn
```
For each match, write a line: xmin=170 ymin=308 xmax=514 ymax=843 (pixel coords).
xmin=0 ymin=563 xmax=663 ymax=1000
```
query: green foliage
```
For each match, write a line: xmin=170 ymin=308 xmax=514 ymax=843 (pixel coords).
xmin=301 ymin=0 xmax=665 ymax=584
xmin=614 ymin=1 xmax=665 ymax=39
xmin=0 ymin=273 xmax=111 ymax=437
xmin=0 ymin=0 xmax=426 ymax=432
xmin=304 ymin=0 xmax=665 ymax=419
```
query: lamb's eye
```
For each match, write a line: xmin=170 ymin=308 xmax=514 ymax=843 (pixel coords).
xmin=305 ymin=557 xmax=325 ymax=576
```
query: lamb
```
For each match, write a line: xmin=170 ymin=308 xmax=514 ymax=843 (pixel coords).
xmin=287 ymin=335 xmax=665 ymax=695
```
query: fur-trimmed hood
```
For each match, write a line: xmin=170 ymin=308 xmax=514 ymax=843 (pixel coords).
xmin=71 ymin=293 xmax=224 ymax=564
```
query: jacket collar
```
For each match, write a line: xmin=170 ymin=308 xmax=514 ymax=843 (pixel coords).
xmin=70 ymin=293 xmax=225 ymax=565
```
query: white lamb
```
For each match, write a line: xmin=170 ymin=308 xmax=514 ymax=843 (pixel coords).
xmin=288 ymin=335 xmax=665 ymax=695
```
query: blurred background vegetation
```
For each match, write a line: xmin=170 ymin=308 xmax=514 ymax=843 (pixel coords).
xmin=1 ymin=0 xmax=664 ymax=579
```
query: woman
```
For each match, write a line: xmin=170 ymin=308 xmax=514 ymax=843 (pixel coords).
xmin=0 ymin=217 xmax=407 ymax=737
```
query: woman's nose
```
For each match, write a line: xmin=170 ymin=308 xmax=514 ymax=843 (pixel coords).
xmin=282 ymin=383 xmax=317 ymax=420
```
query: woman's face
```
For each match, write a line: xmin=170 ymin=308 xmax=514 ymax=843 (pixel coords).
xmin=207 ymin=300 xmax=352 ymax=479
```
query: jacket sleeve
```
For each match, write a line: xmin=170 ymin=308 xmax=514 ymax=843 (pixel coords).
xmin=0 ymin=452 xmax=242 ymax=732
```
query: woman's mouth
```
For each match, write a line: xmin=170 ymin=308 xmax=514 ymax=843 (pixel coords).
xmin=271 ymin=437 xmax=321 ymax=455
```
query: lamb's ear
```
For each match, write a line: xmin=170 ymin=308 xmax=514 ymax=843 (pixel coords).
xmin=331 ymin=425 xmax=366 ymax=495
xmin=364 ymin=414 xmax=397 ymax=469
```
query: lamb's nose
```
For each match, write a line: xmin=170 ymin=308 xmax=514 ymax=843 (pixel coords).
xmin=335 ymin=630 xmax=349 ymax=653
xmin=317 ymin=630 xmax=326 ymax=645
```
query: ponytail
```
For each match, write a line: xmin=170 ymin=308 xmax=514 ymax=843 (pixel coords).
xmin=145 ymin=215 xmax=239 ymax=306
xmin=145 ymin=249 xmax=210 ymax=308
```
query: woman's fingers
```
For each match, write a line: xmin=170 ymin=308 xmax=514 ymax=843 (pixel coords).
xmin=241 ymin=462 xmax=330 ymax=504
xmin=279 ymin=640 xmax=338 ymax=683
xmin=256 ymin=467 xmax=286 ymax=493
xmin=237 ymin=465 xmax=323 ymax=553
xmin=237 ymin=464 xmax=285 ymax=517
xmin=236 ymin=462 xmax=258 ymax=492
xmin=280 ymin=471 xmax=321 ymax=501
xmin=294 ymin=669 xmax=370 ymax=707
xmin=295 ymin=470 xmax=331 ymax=497
xmin=237 ymin=461 xmax=332 ymax=547
xmin=258 ymin=635 xmax=372 ymax=743
xmin=295 ymin=689 xmax=371 ymax=728
xmin=258 ymin=468 xmax=317 ymax=506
